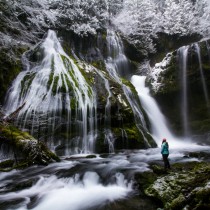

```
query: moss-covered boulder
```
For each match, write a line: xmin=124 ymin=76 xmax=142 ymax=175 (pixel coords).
xmin=0 ymin=124 xmax=60 ymax=171
xmin=144 ymin=162 xmax=210 ymax=210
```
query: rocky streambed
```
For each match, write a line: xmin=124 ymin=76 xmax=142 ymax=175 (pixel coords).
xmin=136 ymin=152 xmax=210 ymax=210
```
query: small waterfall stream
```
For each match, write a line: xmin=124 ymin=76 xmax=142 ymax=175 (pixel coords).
xmin=105 ymin=30 xmax=150 ymax=147
xmin=178 ymin=46 xmax=190 ymax=137
xmin=106 ymin=30 xmax=130 ymax=78
xmin=194 ymin=43 xmax=209 ymax=106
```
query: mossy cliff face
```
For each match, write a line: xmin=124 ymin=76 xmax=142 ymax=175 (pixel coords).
xmin=5 ymin=32 xmax=154 ymax=156
xmin=73 ymin=60 xmax=155 ymax=153
xmin=0 ymin=124 xmax=60 ymax=170
xmin=143 ymin=162 xmax=210 ymax=210
xmin=0 ymin=47 xmax=29 ymax=103
xmin=147 ymin=39 xmax=210 ymax=138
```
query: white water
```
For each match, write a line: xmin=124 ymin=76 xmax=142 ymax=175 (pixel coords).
xmin=0 ymin=172 xmax=132 ymax=210
xmin=4 ymin=30 xmax=97 ymax=154
xmin=1 ymin=147 xmax=210 ymax=210
xmin=106 ymin=30 xmax=129 ymax=78
xmin=6 ymin=172 xmax=131 ymax=210
xmin=131 ymin=76 xmax=176 ymax=147
xmin=105 ymin=30 xmax=150 ymax=146
xmin=131 ymin=75 xmax=205 ymax=148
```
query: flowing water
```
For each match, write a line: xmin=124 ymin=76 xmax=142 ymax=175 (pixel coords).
xmin=1 ymin=147 xmax=209 ymax=210
xmin=106 ymin=30 xmax=130 ymax=79
xmin=194 ymin=43 xmax=209 ymax=106
xmin=131 ymin=75 xmax=203 ymax=148
xmin=4 ymin=30 xmax=97 ymax=155
xmin=2 ymin=29 xmax=210 ymax=209
xmin=131 ymin=76 xmax=175 ymax=147
xmin=105 ymin=30 xmax=150 ymax=147
xmin=178 ymin=46 xmax=190 ymax=137
xmin=3 ymin=29 xmax=151 ymax=154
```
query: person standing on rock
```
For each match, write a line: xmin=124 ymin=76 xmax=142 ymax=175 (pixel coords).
xmin=161 ymin=138 xmax=171 ymax=170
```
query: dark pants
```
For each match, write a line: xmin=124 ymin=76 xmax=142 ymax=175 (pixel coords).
xmin=162 ymin=154 xmax=171 ymax=169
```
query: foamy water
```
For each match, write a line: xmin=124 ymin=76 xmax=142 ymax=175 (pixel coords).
xmin=0 ymin=146 xmax=209 ymax=210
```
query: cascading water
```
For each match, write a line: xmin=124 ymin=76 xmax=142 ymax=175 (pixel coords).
xmin=178 ymin=46 xmax=190 ymax=137
xmin=94 ymin=69 xmax=115 ymax=153
xmin=4 ymin=30 xmax=97 ymax=155
xmin=105 ymin=29 xmax=151 ymax=147
xmin=131 ymin=76 xmax=176 ymax=147
xmin=194 ymin=43 xmax=209 ymax=106
xmin=131 ymin=75 xmax=208 ymax=148
xmin=106 ymin=30 xmax=130 ymax=78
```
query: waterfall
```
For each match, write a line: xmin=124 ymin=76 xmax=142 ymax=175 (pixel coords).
xmin=131 ymin=75 xmax=203 ymax=148
xmin=94 ymin=69 xmax=115 ymax=152
xmin=178 ymin=46 xmax=190 ymax=137
xmin=194 ymin=43 xmax=209 ymax=106
xmin=106 ymin=30 xmax=129 ymax=78
xmin=131 ymin=76 xmax=176 ymax=147
xmin=4 ymin=30 xmax=97 ymax=155
xmin=105 ymin=29 xmax=150 ymax=147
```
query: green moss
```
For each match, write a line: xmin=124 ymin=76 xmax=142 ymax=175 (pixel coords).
xmin=91 ymin=60 xmax=106 ymax=70
xmin=60 ymin=73 xmax=67 ymax=93
xmin=121 ymin=78 xmax=138 ymax=95
xmin=64 ymin=74 xmax=73 ymax=92
xmin=167 ymin=194 xmax=186 ymax=210
xmin=61 ymin=55 xmax=80 ymax=90
xmin=68 ymin=71 xmax=79 ymax=89
xmin=135 ymin=171 xmax=157 ymax=191
xmin=0 ymin=160 xmax=14 ymax=168
xmin=124 ymin=125 xmax=140 ymax=140
xmin=0 ymin=42 xmax=30 ymax=103
xmin=47 ymin=72 xmax=54 ymax=90
xmin=70 ymin=98 xmax=77 ymax=110
xmin=202 ymin=63 xmax=210 ymax=70
xmin=1 ymin=125 xmax=33 ymax=141
xmin=20 ymin=72 xmax=36 ymax=97
xmin=40 ymin=143 xmax=61 ymax=162
xmin=0 ymin=56 xmax=22 ymax=102
xmin=190 ymin=119 xmax=210 ymax=133
xmin=52 ymin=75 xmax=59 ymax=95
xmin=61 ymin=54 xmax=94 ymax=98
xmin=0 ymin=124 xmax=60 ymax=169
xmin=101 ymin=32 xmax=107 ymax=41
xmin=86 ymin=155 xmax=96 ymax=158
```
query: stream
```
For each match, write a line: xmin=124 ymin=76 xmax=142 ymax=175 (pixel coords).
xmin=0 ymin=146 xmax=209 ymax=210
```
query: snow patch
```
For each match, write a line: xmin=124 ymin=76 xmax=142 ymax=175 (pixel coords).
xmin=148 ymin=53 xmax=172 ymax=93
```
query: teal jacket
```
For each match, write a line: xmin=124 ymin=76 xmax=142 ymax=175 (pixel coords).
xmin=161 ymin=142 xmax=169 ymax=155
